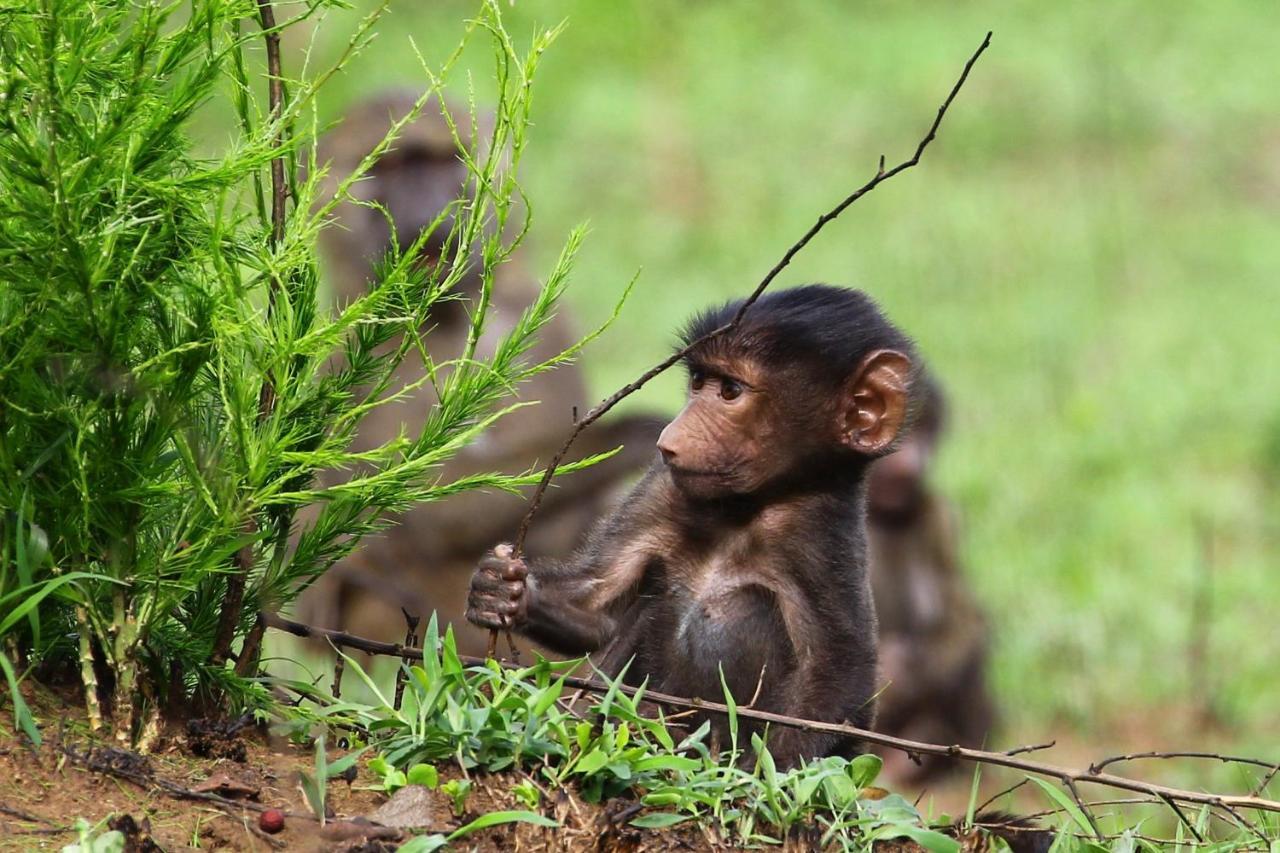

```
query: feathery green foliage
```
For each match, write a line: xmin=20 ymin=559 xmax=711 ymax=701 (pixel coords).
xmin=291 ymin=616 xmax=960 ymax=851
xmin=285 ymin=620 xmax=1280 ymax=850
xmin=0 ymin=0 xmax=596 ymax=744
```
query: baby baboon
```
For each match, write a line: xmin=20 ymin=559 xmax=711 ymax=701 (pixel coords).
xmin=297 ymin=90 xmax=661 ymax=654
xmin=468 ymin=285 xmax=919 ymax=767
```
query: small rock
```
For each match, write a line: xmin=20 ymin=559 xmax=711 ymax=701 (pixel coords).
xmin=320 ymin=818 xmax=401 ymax=843
xmin=193 ymin=771 xmax=261 ymax=800
xmin=367 ymin=785 xmax=438 ymax=829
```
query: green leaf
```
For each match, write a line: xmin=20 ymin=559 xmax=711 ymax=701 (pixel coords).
xmin=632 ymin=755 xmax=701 ymax=774
xmin=0 ymin=652 xmax=40 ymax=746
xmin=407 ymin=764 xmax=438 ymax=788
xmin=630 ymin=812 xmax=692 ymax=829
xmin=964 ymin=764 xmax=982 ymax=828
xmin=395 ymin=834 xmax=448 ymax=853
xmin=718 ymin=665 xmax=738 ymax=747
xmin=326 ymin=746 xmax=368 ymax=780
xmin=1027 ymin=777 xmax=1099 ymax=839
xmin=0 ymin=572 xmax=122 ymax=635
xmin=575 ymin=748 xmax=609 ymax=776
xmin=873 ymin=824 xmax=961 ymax=853
xmin=530 ymin=673 xmax=567 ymax=717
xmin=446 ymin=810 xmax=558 ymax=840
xmin=848 ymin=753 xmax=883 ymax=789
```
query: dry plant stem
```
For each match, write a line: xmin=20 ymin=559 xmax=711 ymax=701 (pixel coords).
xmin=212 ymin=530 xmax=257 ymax=666
xmin=1157 ymin=792 xmax=1205 ymax=843
xmin=332 ymin=652 xmax=345 ymax=700
xmin=1005 ymin=739 xmax=1055 ymax=756
xmin=76 ymin=606 xmax=103 ymax=732
xmin=1252 ymin=762 xmax=1280 ymax=797
xmin=212 ymin=1 xmax=285 ymax=668
xmin=260 ymin=612 xmax=1280 ymax=818
xmin=1216 ymin=801 xmax=1270 ymax=846
xmin=493 ymin=32 xmax=993 ymax=655
xmin=393 ymin=610 xmax=420 ymax=711
xmin=1090 ymin=750 xmax=1280 ymax=775
xmin=233 ymin=613 xmax=266 ymax=678
xmin=973 ymin=777 xmax=1031 ymax=816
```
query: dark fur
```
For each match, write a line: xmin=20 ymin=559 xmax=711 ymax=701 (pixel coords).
xmin=470 ymin=285 xmax=920 ymax=767
xmin=682 ymin=284 xmax=916 ymax=393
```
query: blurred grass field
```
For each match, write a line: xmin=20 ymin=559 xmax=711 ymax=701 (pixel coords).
xmin=282 ymin=0 xmax=1279 ymax=764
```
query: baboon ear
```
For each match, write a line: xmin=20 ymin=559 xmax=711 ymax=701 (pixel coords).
xmin=839 ymin=350 xmax=912 ymax=456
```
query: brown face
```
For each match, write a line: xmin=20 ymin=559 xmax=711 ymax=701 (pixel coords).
xmin=361 ymin=141 xmax=468 ymax=262
xmin=866 ymin=431 xmax=934 ymax=520
xmin=657 ymin=358 xmax=785 ymax=499
xmin=656 ymin=349 xmax=912 ymax=499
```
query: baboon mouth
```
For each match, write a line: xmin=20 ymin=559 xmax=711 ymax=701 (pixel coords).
xmin=666 ymin=465 xmax=721 ymax=479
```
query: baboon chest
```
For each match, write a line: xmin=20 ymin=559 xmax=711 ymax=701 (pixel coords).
xmin=640 ymin=548 xmax=791 ymax=701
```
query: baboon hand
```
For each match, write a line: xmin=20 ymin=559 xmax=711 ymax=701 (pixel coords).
xmin=465 ymin=543 xmax=529 ymax=630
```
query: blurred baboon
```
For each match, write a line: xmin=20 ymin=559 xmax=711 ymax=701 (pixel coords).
xmin=297 ymin=90 xmax=662 ymax=655
xmin=867 ymin=374 xmax=995 ymax=783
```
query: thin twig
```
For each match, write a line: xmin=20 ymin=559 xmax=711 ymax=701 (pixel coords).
xmin=1157 ymin=792 xmax=1205 ymax=843
xmin=1090 ymin=750 xmax=1280 ymax=775
xmin=1252 ymin=762 xmax=1280 ymax=797
xmin=744 ymin=664 xmax=768 ymax=710
xmin=1005 ymin=740 xmax=1056 ymax=757
xmin=331 ymin=651 xmax=345 ymax=700
xmin=973 ymin=777 xmax=1030 ymax=816
xmin=393 ymin=609 xmax=420 ymax=711
xmin=1215 ymin=800 xmax=1269 ymax=847
xmin=1066 ymin=778 xmax=1104 ymax=839
xmin=260 ymin=612 xmax=1280 ymax=818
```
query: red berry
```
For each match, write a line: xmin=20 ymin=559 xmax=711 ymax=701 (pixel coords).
xmin=259 ymin=809 xmax=285 ymax=834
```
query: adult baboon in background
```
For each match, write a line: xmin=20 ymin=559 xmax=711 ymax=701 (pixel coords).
xmin=866 ymin=374 xmax=996 ymax=783
xmin=296 ymin=90 xmax=662 ymax=655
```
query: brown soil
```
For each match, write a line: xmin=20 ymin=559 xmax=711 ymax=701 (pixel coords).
xmin=0 ymin=683 xmax=755 ymax=852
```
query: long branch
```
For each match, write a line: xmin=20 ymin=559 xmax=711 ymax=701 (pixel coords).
xmin=261 ymin=612 xmax=1280 ymax=817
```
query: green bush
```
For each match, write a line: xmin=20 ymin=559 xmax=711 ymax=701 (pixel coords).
xmin=0 ymin=0 xmax=591 ymax=746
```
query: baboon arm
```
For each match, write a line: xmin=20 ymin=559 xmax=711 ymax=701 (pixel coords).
xmin=519 ymin=467 xmax=667 ymax=654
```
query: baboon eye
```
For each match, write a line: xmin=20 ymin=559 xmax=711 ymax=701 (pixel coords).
xmin=689 ymin=369 xmax=706 ymax=391
xmin=719 ymin=379 xmax=743 ymax=401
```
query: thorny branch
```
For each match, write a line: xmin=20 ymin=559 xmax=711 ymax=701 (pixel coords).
xmin=262 ymin=612 xmax=1280 ymax=827
xmin=495 ymin=31 xmax=993 ymax=655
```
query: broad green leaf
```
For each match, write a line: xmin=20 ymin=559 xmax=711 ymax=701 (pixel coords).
xmin=872 ymin=824 xmax=960 ymax=853
xmin=326 ymin=746 xmax=369 ymax=780
xmin=848 ymin=752 xmax=883 ymax=789
xmin=632 ymin=755 xmax=701 ymax=774
xmin=575 ymin=748 xmax=609 ymax=776
xmin=0 ymin=652 xmax=40 ymax=746
xmin=1027 ymin=776 xmax=1099 ymax=839
xmin=446 ymin=810 xmax=557 ymax=839
xmin=395 ymin=834 xmax=447 ymax=853
xmin=630 ymin=812 xmax=693 ymax=829
xmin=407 ymin=764 xmax=438 ymax=788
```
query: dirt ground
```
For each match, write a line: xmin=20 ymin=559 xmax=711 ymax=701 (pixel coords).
xmin=3 ymin=680 xmax=1211 ymax=852
xmin=0 ymin=683 xmax=778 ymax=852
